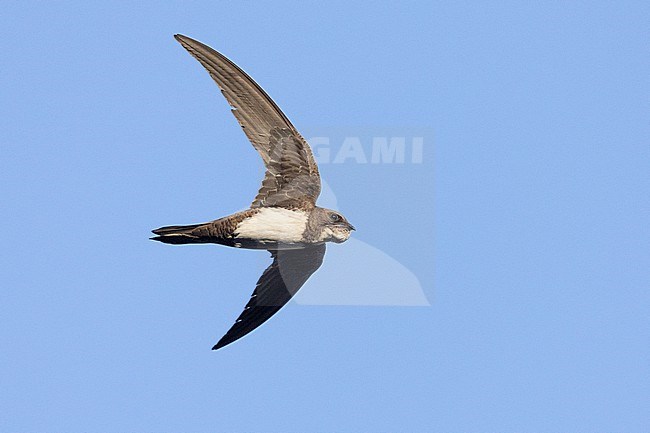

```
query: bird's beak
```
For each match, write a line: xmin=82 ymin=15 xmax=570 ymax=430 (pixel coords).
xmin=346 ymin=222 xmax=356 ymax=231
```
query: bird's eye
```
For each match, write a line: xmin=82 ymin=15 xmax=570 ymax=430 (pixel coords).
xmin=329 ymin=213 xmax=341 ymax=222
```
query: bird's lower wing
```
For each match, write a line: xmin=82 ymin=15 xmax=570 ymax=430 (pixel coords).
xmin=213 ymin=244 xmax=326 ymax=350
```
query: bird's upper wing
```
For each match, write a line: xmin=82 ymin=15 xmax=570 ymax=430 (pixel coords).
xmin=213 ymin=244 xmax=326 ymax=350
xmin=174 ymin=34 xmax=321 ymax=209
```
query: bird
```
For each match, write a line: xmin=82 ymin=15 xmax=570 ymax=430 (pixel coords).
xmin=152 ymin=34 xmax=355 ymax=351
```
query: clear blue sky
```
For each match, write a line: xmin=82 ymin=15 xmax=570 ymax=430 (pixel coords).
xmin=1 ymin=1 xmax=648 ymax=432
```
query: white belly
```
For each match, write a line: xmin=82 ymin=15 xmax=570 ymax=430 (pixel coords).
xmin=234 ymin=208 xmax=308 ymax=243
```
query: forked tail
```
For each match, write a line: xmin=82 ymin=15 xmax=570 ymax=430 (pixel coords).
xmin=150 ymin=223 xmax=208 ymax=244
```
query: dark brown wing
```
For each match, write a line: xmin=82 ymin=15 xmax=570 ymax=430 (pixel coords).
xmin=174 ymin=34 xmax=321 ymax=209
xmin=252 ymin=127 xmax=321 ymax=209
xmin=213 ymin=244 xmax=326 ymax=350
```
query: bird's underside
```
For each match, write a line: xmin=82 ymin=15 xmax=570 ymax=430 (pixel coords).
xmin=152 ymin=208 xmax=311 ymax=250
xmin=152 ymin=209 xmax=328 ymax=350
xmin=151 ymin=34 xmax=352 ymax=351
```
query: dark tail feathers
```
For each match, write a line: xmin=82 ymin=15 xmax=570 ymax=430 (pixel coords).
xmin=151 ymin=223 xmax=206 ymax=244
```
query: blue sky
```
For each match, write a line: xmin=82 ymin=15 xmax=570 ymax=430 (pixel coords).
xmin=1 ymin=1 xmax=648 ymax=432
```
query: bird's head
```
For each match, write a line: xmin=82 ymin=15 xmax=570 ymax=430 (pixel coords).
xmin=310 ymin=207 xmax=355 ymax=243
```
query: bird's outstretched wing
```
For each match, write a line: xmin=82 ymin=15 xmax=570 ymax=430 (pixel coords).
xmin=213 ymin=244 xmax=326 ymax=350
xmin=174 ymin=34 xmax=321 ymax=210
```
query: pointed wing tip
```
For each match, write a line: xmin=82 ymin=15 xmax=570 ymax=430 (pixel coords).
xmin=174 ymin=34 xmax=193 ymax=47
xmin=212 ymin=339 xmax=229 ymax=351
xmin=212 ymin=327 xmax=250 ymax=351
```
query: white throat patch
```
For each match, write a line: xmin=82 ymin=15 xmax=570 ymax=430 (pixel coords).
xmin=235 ymin=208 xmax=308 ymax=243
xmin=317 ymin=226 xmax=351 ymax=243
